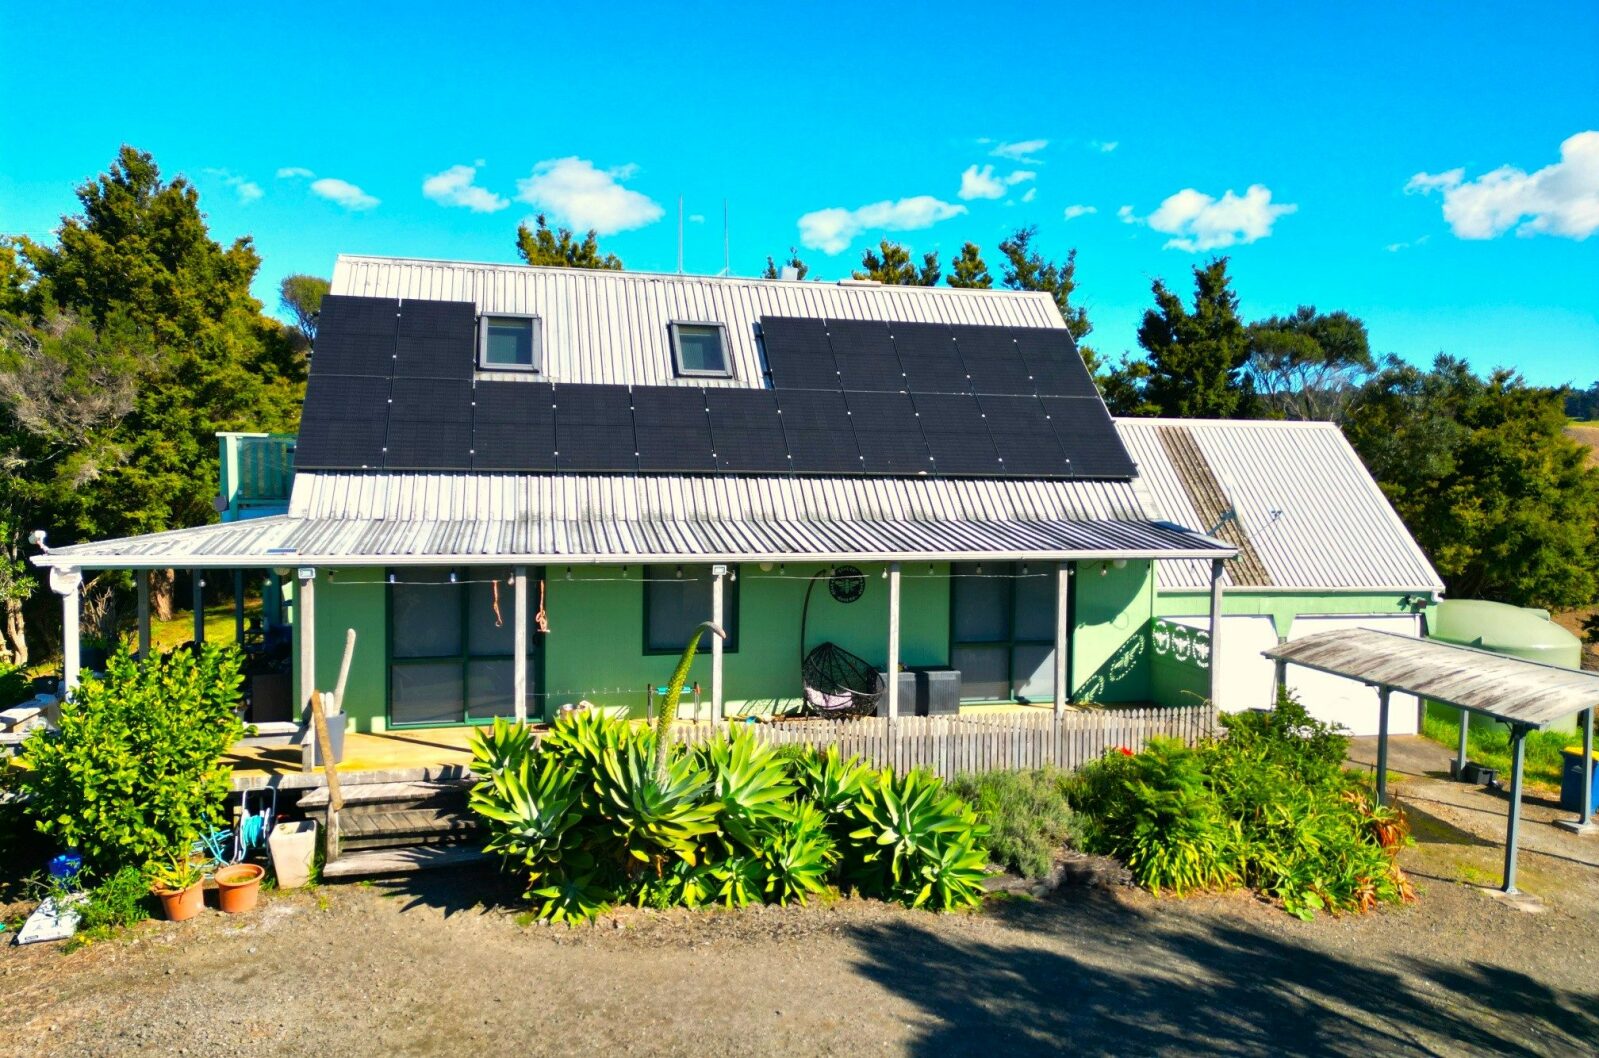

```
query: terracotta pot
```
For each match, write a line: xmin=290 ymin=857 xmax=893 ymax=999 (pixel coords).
xmin=214 ymin=863 xmax=265 ymax=914
xmin=153 ymin=881 xmax=205 ymax=922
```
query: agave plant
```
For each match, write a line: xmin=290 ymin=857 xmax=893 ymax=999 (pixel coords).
xmin=759 ymin=801 xmax=838 ymax=906
xmin=597 ymin=734 xmax=721 ymax=869
xmin=709 ymin=852 xmax=767 ymax=908
xmin=700 ymin=728 xmax=796 ymax=849
xmin=468 ymin=752 xmax=591 ymax=888
xmin=847 ymin=767 xmax=991 ymax=910
xmin=791 ymin=745 xmax=869 ymax=823
xmin=529 ymin=871 xmax=613 ymax=925
xmin=468 ymin=716 xmax=535 ymax=778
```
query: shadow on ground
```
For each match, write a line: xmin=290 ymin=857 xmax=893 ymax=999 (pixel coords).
xmin=369 ymin=857 xmax=524 ymax=918
xmin=847 ymin=889 xmax=1599 ymax=1057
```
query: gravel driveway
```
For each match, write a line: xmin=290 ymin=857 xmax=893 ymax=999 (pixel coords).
xmin=6 ymin=800 xmax=1598 ymax=1058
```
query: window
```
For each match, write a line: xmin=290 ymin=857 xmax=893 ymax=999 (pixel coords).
xmin=479 ymin=315 xmax=541 ymax=372
xmin=389 ymin=567 xmax=537 ymax=725
xmin=949 ymin=562 xmax=1058 ymax=703
xmin=669 ymin=322 xmax=732 ymax=378
xmin=645 ymin=565 xmax=739 ymax=654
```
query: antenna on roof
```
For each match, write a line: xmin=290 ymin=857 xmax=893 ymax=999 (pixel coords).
xmin=721 ymin=199 xmax=730 ymax=276
xmin=677 ymin=195 xmax=684 ymax=274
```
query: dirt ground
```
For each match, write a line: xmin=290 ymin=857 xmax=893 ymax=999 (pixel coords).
xmin=6 ymin=799 xmax=1599 ymax=1058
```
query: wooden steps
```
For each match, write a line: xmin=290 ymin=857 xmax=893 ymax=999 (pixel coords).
xmin=304 ymin=777 xmax=483 ymax=868
xmin=320 ymin=843 xmax=489 ymax=879
xmin=299 ymin=779 xmax=476 ymax=808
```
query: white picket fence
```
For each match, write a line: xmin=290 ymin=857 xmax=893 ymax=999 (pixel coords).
xmin=669 ymin=704 xmax=1216 ymax=779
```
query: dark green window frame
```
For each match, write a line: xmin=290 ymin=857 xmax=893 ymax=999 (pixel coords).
xmin=948 ymin=561 xmax=1058 ymax=703
xmin=643 ymin=564 xmax=741 ymax=655
xmin=386 ymin=566 xmax=532 ymax=727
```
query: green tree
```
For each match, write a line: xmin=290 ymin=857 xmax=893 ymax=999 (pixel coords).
xmin=761 ymin=248 xmax=809 ymax=280
xmin=997 ymin=227 xmax=1089 ymax=340
xmin=515 ymin=214 xmax=623 ymax=270
xmin=854 ymin=240 xmax=940 ymax=285
xmin=947 ymin=242 xmax=992 ymax=289
xmin=1246 ymin=306 xmax=1375 ymax=422
xmin=1343 ymin=355 xmax=1599 ymax=609
xmin=279 ymin=273 xmax=330 ymax=349
xmin=1133 ymin=257 xmax=1254 ymax=418
xmin=1 ymin=147 xmax=304 ymax=658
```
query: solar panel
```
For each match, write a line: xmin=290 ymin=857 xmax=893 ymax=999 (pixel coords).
xmin=473 ymin=381 xmax=556 ymax=423
xmin=706 ymin=389 xmax=791 ymax=473
xmin=978 ymin=394 xmax=1073 ymax=475
xmin=759 ymin=316 xmax=841 ymax=390
xmin=775 ymin=388 xmax=859 ymax=472
xmin=913 ymin=392 xmax=1002 ymax=474
xmin=1012 ymin=328 xmax=1099 ymax=398
xmin=950 ymin=326 xmax=1038 ymax=395
xmin=847 ymin=391 xmax=932 ymax=473
xmin=632 ymin=386 xmax=716 ymax=472
xmin=394 ymin=335 xmax=474 ymax=379
xmin=890 ymin=322 xmax=971 ymax=394
xmin=472 ymin=382 xmax=556 ymax=470
xmin=398 ymin=299 xmax=476 ymax=338
xmin=302 ymin=374 xmax=392 ymax=419
xmin=310 ymin=332 xmax=395 ymax=377
xmin=826 ymin=319 xmax=905 ymax=392
xmin=555 ymin=384 xmax=637 ymax=471
xmin=318 ymin=295 xmax=399 ymax=337
xmin=390 ymin=378 xmax=472 ymax=423
xmin=294 ymin=415 xmax=388 ymax=469
xmin=1039 ymin=396 xmax=1139 ymax=478
xmin=384 ymin=420 xmax=474 ymax=471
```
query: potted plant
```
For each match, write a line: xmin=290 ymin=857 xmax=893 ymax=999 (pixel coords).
xmin=149 ymin=852 xmax=206 ymax=922
xmin=213 ymin=862 xmax=265 ymax=914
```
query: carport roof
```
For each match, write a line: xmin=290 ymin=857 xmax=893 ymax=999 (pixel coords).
xmin=1263 ymin=628 xmax=1599 ymax=729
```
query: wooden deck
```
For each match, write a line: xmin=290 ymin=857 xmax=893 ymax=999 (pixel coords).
xmin=226 ymin=728 xmax=485 ymax=791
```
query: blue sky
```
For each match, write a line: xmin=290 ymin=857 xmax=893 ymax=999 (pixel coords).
xmin=2 ymin=1 xmax=1595 ymax=386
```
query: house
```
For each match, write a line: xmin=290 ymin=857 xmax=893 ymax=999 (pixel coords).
xmin=29 ymin=255 xmax=1441 ymax=737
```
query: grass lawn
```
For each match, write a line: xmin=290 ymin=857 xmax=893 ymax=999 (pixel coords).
xmin=1419 ymin=707 xmax=1579 ymax=792
xmin=21 ymin=597 xmax=265 ymax=680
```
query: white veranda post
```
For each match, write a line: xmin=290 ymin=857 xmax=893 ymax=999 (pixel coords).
xmin=296 ymin=568 xmax=316 ymax=710
xmin=1207 ymin=558 xmax=1226 ymax=706
xmin=513 ymin=566 xmax=529 ymax=723
xmin=50 ymin=566 xmax=83 ymax=694
xmin=711 ymin=565 xmax=726 ymax=722
xmin=885 ymin=563 xmax=901 ymax=723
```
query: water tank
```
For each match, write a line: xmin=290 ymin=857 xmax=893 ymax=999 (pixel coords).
xmin=1428 ymin=599 xmax=1584 ymax=732
xmin=1429 ymin=599 xmax=1583 ymax=667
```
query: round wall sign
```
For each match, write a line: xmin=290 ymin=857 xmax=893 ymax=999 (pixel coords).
xmin=829 ymin=565 xmax=866 ymax=604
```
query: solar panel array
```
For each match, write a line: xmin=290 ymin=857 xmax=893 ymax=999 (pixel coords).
xmin=295 ymin=296 xmax=1136 ymax=479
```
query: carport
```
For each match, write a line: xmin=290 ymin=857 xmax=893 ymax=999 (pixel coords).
xmin=1264 ymin=628 xmax=1599 ymax=894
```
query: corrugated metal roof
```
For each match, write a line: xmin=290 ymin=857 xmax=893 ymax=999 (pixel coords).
xmin=1116 ymin=418 xmax=1443 ymax=594
xmin=331 ymin=255 xmax=1065 ymax=389
xmin=1264 ymin=629 xmax=1599 ymax=727
xmin=33 ymin=472 xmax=1233 ymax=569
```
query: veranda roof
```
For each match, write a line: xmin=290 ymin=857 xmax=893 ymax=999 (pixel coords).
xmin=32 ymin=471 xmax=1234 ymax=570
xmin=1263 ymin=628 xmax=1599 ymax=729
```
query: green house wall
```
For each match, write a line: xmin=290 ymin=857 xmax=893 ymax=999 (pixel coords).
xmin=1153 ymin=589 xmax=1432 ymax=639
xmin=299 ymin=558 xmax=1187 ymax=733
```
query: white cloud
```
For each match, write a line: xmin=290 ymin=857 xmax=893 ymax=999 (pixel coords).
xmin=1089 ymin=140 xmax=1119 ymax=153
xmin=422 ymin=164 xmax=509 ymax=213
xmin=1385 ymin=235 xmax=1430 ymax=253
xmin=276 ymin=167 xmax=315 ymax=179
xmin=310 ymin=177 xmax=380 ymax=211
xmin=1021 ymin=187 xmax=1037 ymax=203
xmin=1063 ymin=204 xmax=1097 ymax=220
xmin=1123 ymin=184 xmax=1296 ymax=251
xmin=688 ymin=213 xmax=705 ymax=224
xmin=515 ymin=157 xmax=662 ymax=235
xmin=203 ymin=168 xmax=263 ymax=204
xmin=797 ymin=195 xmax=968 ymax=254
xmin=959 ymin=164 xmax=1035 ymax=200
xmin=989 ymin=139 xmax=1048 ymax=164
xmin=1404 ymin=131 xmax=1599 ymax=240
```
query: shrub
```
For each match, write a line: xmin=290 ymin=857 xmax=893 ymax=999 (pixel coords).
xmin=79 ymin=865 xmax=152 ymax=933
xmin=1067 ymin=694 xmax=1414 ymax=918
xmin=950 ymin=768 xmax=1080 ymax=879
xmin=19 ymin=644 xmax=244 ymax=875
xmin=468 ymin=716 xmax=988 ymax=923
